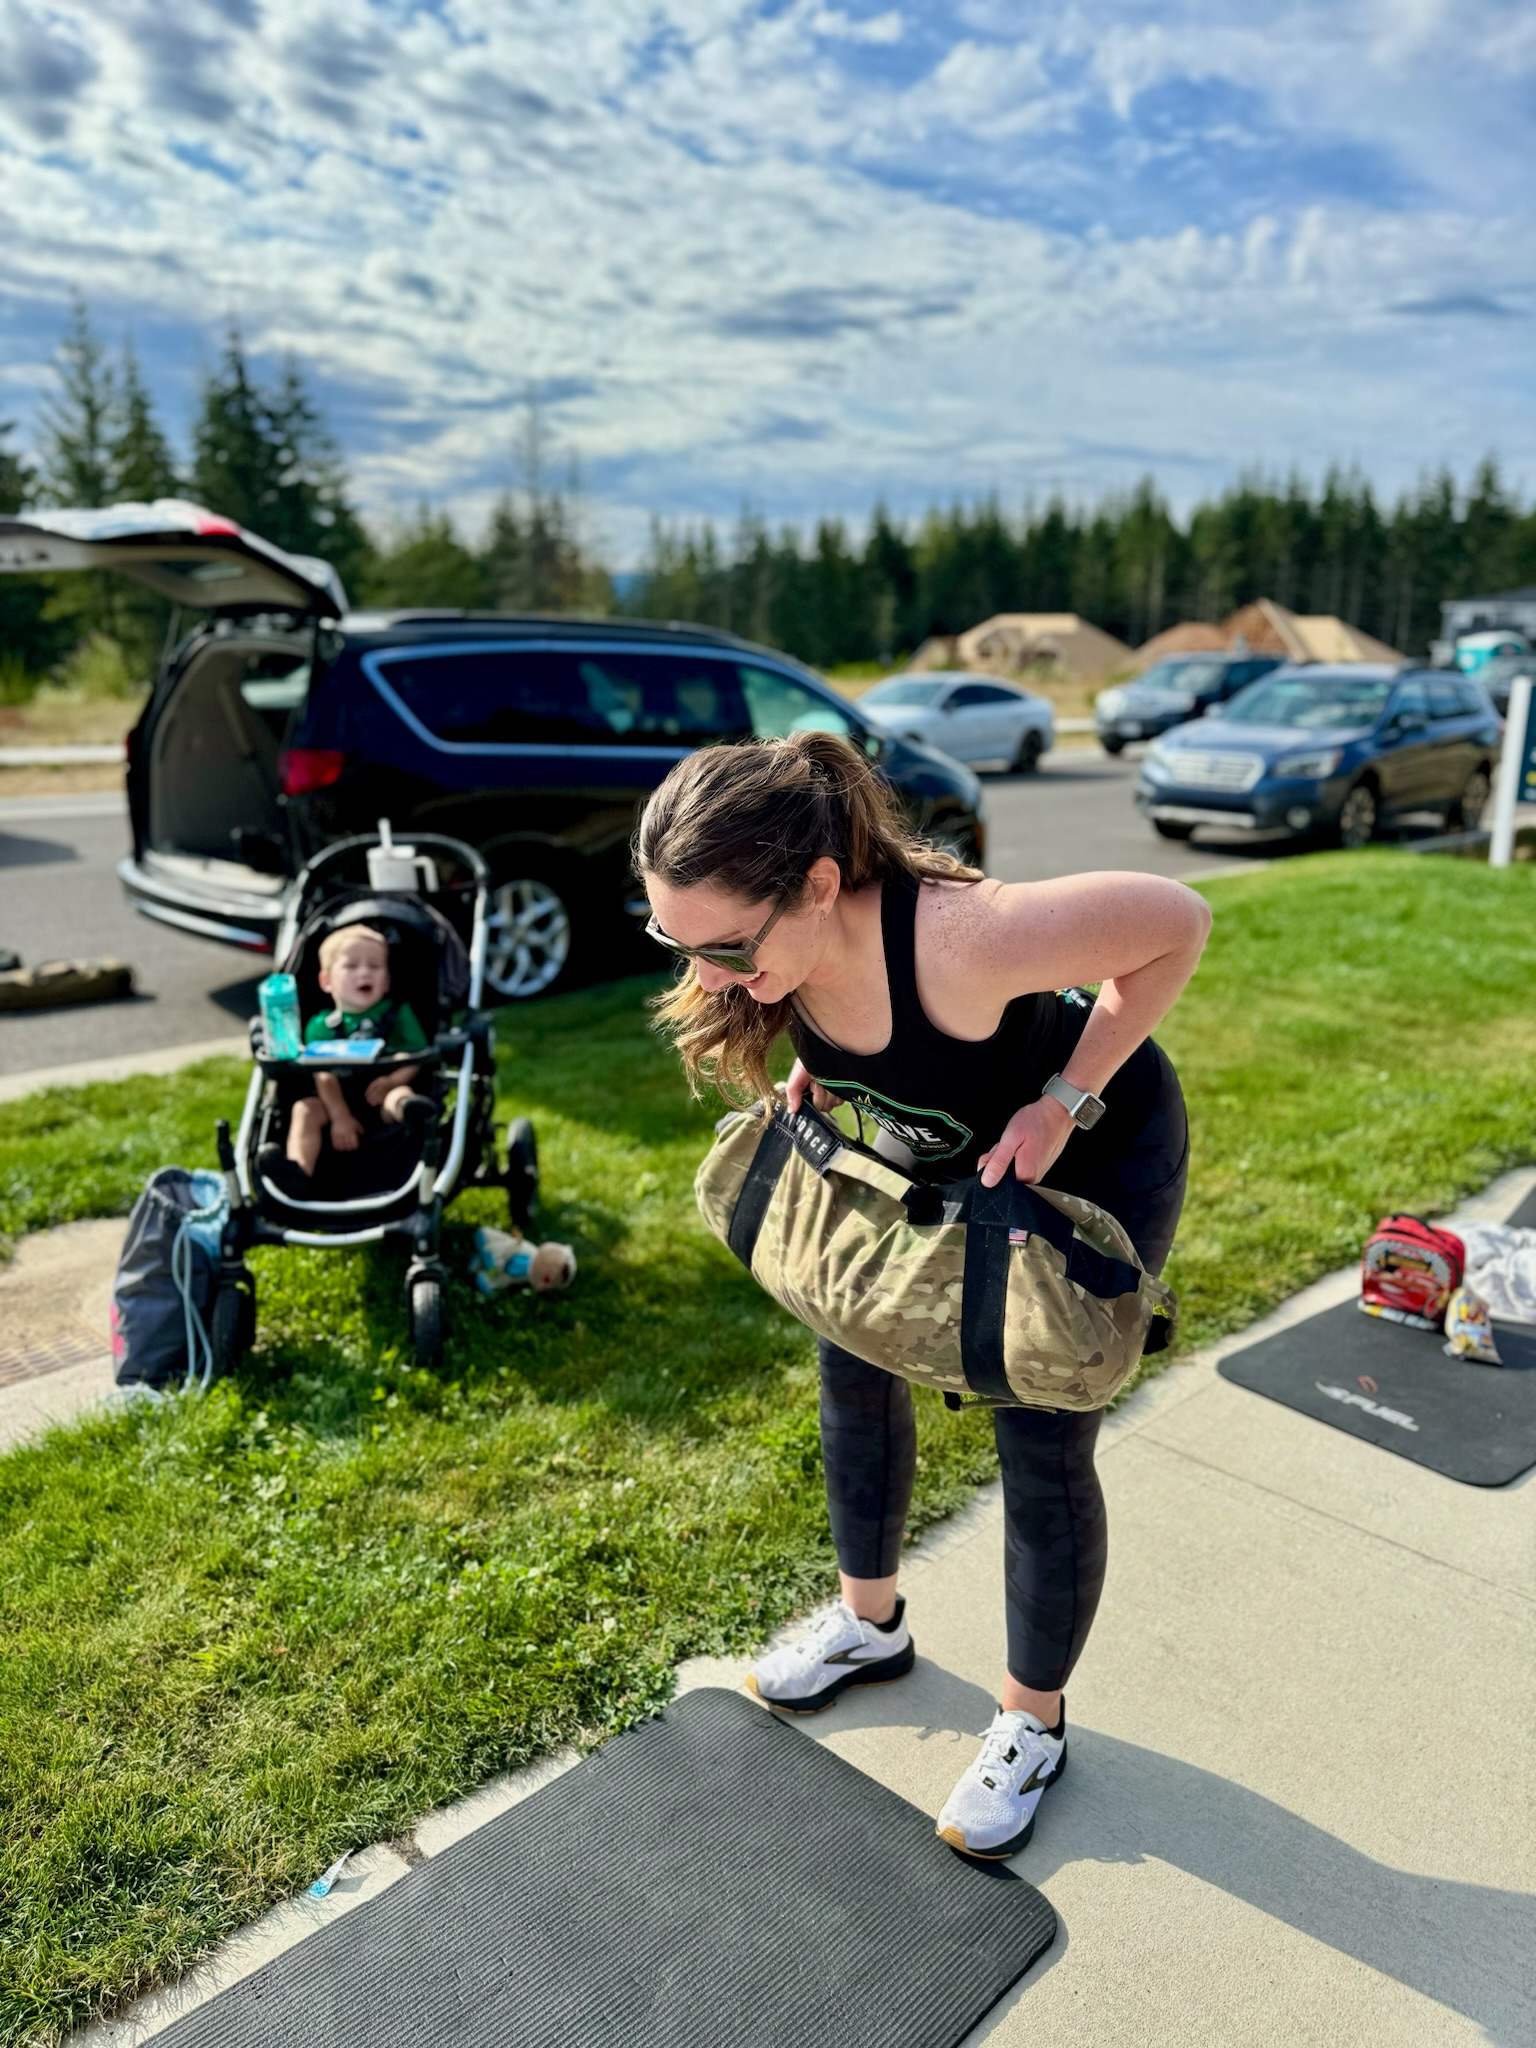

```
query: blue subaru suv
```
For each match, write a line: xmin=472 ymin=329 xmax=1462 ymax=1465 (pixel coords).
xmin=1135 ymin=664 xmax=1500 ymax=847
xmin=1 ymin=503 xmax=986 ymax=999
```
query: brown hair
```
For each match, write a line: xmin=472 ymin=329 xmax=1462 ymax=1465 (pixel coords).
xmin=634 ymin=730 xmax=982 ymax=1104
xmin=318 ymin=923 xmax=389 ymax=972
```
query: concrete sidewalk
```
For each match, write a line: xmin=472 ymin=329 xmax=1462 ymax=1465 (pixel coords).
xmin=12 ymin=1168 xmax=1528 ymax=2045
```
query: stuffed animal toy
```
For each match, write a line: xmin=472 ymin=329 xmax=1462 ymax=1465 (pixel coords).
xmin=471 ymin=1225 xmax=576 ymax=1297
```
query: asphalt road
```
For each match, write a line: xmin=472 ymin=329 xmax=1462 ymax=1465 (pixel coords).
xmin=0 ymin=752 xmax=1435 ymax=1081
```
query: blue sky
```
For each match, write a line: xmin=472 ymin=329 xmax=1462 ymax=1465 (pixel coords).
xmin=1 ymin=0 xmax=1533 ymax=566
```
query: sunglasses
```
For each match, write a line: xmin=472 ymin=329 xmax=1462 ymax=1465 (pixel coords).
xmin=644 ymin=896 xmax=791 ymax=976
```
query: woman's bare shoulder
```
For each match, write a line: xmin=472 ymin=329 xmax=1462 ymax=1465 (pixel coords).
xmin=917 ymin=876 xmax=1019 ymax=983
xmin=922 ymin=867 xmax=1212 ymax=999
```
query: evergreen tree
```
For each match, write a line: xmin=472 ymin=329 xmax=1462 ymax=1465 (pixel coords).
xmin=1069 ymin=508 xmax=1115 ymax=632
xmin=0 ymin=422 xmax=64 ymax=686
xmin=1027 ymin=499 xmax=1079 ymax=623
xmin=39 ymin=295 xmax=116 ymax=506
xmin=863 ymin=503 xmax=916 ymax=661
xmin=110 ymin=345 xmax=179 ymax=502
xmin=1461 ymin=456 xmax=1517 ymax=596
xmin=729 ymin=507 xmax=777 ymax=646
xmin=482 ymin=492 xmax=528 ymax=611
xmin=1110 ymin=478 xmax=1179 ymax=645
xmin=767 ymin=525 xmax=809 ymax=658
xmin=37 ymin=297 xmax=120 ymax=639
xmin=1405 ymin=470 xmax=1463 ymax=654
xmin=360 ymin=506 xmax=493 ymax=609
xmin=190 ymin=328 xmax=278 ymax=534
xmin=104 ymin=344 xmax=182 ymax=665
xmin=191 ymin=334 xmax=371 ymax=600
xmin=483 ymin=408 xmax=610 ymax=613
xmin=266 ymin=359 xmax=373 ymax=597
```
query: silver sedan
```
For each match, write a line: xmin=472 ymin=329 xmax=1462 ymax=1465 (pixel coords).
xmin=858 ymin=672 xmax=1055 ymax=771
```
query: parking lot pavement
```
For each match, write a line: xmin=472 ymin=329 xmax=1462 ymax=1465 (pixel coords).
xmin=977 ymin=748 xmax=1298 ymax=883
xmin=0 ymin=758 xmax=1442 ymax=1081
xmin=1 ymin=793 xmax=264 ymax=1078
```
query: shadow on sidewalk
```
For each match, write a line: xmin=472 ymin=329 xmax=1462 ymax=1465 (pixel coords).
xmin=816 ymin=1667 xmax=1531 ymax=2040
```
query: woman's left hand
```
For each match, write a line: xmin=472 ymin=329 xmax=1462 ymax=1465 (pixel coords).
xmin=978 ymin=1098 xmax=1074 ymax=1189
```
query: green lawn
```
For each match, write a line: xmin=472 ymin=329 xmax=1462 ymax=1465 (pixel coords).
xmin=1 ymin=849 xmax=1532 ymax=2044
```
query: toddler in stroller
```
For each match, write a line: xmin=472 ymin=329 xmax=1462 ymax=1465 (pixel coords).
xmin=203 ymin=828 xmax=540 ymax=1372
xmin=258 ymin=921 xmax=436 ymax=1200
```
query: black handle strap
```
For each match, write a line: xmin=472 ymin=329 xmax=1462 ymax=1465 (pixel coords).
xmin=726 ymin=1116 xmax=794 ymax=1269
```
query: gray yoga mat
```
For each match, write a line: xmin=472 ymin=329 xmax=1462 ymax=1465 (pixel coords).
xmin=1218 ymin=1183 xmax=1536 ymax=1485
xmin=152 ymin=1687 xmax=1057 ymax=2047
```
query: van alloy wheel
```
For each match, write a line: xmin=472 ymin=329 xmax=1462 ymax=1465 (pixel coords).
xmin=1337 ymin=783 xmax=1377 ymax=849
xmin=484 ymin=877 xmax=572 ymax=999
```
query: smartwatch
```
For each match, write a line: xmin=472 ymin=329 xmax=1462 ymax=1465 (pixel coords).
xmin=1042 ymin=1072 xmax=1107 ymax=1130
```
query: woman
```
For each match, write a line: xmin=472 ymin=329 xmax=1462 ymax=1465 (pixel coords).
xmin=635 ymin=729 xmax=1209 ymax=1859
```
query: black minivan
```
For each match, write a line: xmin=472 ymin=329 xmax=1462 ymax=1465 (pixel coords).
xmin=0 ymin=503 xmax=986 ymax=999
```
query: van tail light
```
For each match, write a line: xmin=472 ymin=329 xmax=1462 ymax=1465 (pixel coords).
xmin=279 ymin=747 xmax=346 ymax=796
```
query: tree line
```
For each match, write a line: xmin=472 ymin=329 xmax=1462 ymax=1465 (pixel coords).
xmin=4 ymin=298 xmax=1535 ymax=691
xmin=631 ymin=466 xmax=1536 ymax=669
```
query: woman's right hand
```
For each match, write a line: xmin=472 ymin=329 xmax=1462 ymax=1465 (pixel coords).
xmin=785 ymin=1058 xmax=839 ymax=1115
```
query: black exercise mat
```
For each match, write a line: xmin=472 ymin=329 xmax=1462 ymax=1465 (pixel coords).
xmin=1219 ymin=1183 xmax=1536 ymax=1486
xmin=154 ymin=1688 xmax=1057 ymax=2048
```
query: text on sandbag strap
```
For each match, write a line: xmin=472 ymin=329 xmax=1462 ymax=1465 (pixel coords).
xmin=778 ymin=1103 xmax=842 ymax=1174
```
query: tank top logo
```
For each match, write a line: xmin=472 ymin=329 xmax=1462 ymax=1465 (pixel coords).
xmin=820 ymin=1081 xmax=973 ymax=1161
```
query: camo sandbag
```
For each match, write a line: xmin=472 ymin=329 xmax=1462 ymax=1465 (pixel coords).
xmin=696 ymin=1101 xmax=1175 ymax=1412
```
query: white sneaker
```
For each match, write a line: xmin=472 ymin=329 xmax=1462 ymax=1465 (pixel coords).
xmin=936 ymin=1704 xmax=1068 ymax=1858
xmin=744 ymin=1596 xmax=914 ymax=1713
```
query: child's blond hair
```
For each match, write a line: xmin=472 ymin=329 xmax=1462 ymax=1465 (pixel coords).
xmin=318 ymin=923 xmax=389 ymax=972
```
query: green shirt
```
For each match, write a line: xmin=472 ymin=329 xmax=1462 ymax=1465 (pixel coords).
xmin=304 ymin=996 xmax=428 ymax=1053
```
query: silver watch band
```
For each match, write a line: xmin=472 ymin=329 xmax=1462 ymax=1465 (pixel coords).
xmin=1042 ymin=1072 xmax=1107 ymax=1129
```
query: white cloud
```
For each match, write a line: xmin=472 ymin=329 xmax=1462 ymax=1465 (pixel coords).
xmin=0 ymin=0 xmax=1531 ymax=564
xmin=811 ymin=8 xmax=905 ymax=45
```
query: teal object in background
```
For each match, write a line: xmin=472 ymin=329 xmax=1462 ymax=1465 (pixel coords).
xmin=1455 ymin=630 xmax=1530 ymax=674
xmin=259 ymin=972 xmax=303 ymax=1058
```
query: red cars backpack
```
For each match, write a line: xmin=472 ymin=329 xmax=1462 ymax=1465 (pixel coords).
xmin=1359 ymin=1214 xmax=1465 ymax=1331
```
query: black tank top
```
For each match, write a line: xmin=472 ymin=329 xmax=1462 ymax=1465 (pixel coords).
xmin=787 ymin=868 xmax=1169 ymax=1185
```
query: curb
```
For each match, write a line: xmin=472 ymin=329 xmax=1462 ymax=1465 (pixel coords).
xmin=0 ymin=1036 xmax=247 ymax=1105
xmin=1407 ymin=818 xmax=1536 ymax=859
xmin=0 ymin=744 xmax=123 ymax=765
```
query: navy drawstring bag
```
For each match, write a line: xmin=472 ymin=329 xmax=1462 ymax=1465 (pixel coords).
xmin=110 ymin=1168 xmax=229 ymax=1392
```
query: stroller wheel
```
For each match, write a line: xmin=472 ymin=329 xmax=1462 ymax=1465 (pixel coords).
xmin=505 ymin=1116 xmax=539 ymax=1233
xmin=410 ymin=1274 xmax=445 ymax=1370
xmin=211 ymin=1270 xmax=257 ymax=1377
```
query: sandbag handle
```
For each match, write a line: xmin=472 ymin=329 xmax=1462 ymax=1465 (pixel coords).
xmin=774 ymin=1102 xmax=920 ymax=1207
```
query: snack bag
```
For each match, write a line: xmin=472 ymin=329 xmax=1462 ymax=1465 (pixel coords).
xmin=1442 ymin=1285 xmax=1503 ymax=1366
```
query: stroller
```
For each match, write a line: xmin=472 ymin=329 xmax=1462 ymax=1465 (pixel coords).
xmin=205 ymin=827 xmax=540 ymax=1373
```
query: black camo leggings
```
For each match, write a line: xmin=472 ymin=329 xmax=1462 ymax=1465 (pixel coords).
xmin=818 ymin=1072 xmax=1190 ymax=1692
